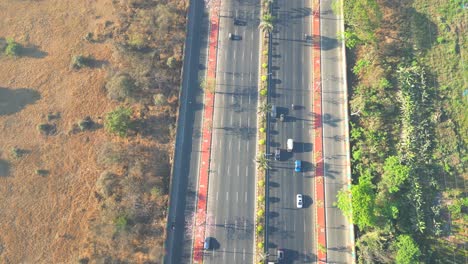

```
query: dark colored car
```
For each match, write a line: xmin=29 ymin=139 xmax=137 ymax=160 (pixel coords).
xmin=275 ymin=148 xmax=281 ymax=161
xmin=234 ymin=19 xmax=246 ymax=26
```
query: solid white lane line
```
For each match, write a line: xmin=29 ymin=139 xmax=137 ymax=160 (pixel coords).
xmin=234 ymin=247 xmax=237 ymax=261
xmin=223 ymin=247 xmax=226 ymax=261
xmin=243 ymin=248 xmax=246 ymax=261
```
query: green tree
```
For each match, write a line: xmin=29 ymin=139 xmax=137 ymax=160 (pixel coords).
xmin=381 ymin=156 xmax=410 ymax=193
xmin=104 ymin=107 xmax=133 ymax=137
xmin=336 ymin=169 xmax=377 ymax=230
xmin=5 ymin=38 xmax=20 ymax=56
xmin=394 ymin=235 xmax=421 ymax=264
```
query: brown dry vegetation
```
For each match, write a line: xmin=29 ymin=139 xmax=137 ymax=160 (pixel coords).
xmin=0 ymin=0 xmax=186 ymax=263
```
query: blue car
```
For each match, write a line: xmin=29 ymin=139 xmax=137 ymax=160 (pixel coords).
xmin=295 ymin=160 xmax=301 ymax=172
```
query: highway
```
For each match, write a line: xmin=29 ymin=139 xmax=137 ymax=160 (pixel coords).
xmin=267 ymin=0 xmax=316 ymax=262
xmin=203 ymin=0 xmax=260 ymax=263
xmin=321 ymin=0 xmax=354 ymax=263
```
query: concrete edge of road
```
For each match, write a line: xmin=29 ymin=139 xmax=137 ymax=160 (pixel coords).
xmin=313 ymin=0 xmax=327 ymax=261
xmin=338 ymin=0 xmax=356 ymax=262
xmin=164 ymin=0 xmax=197 ymax=261
xmin=192 ymin=6 xmax=221 ymax=264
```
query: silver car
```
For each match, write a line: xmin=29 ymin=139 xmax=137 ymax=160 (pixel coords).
xmin=271 ymin=105 xmax=277 ymax=118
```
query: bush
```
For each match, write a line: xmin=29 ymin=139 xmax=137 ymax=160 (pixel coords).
xmin=258 ymin=195 xmax=265 ymax=203
xmin=36 ymin=169 xmax=49 ymax=176
xmin=166 ymin=56 xmax=176 ymax=68
xmin=261 ymin=75 xmax=267 ymax=82
xmin=259 ymin=127 xmax=265 ymax=133
xmin=96 ymin=171 xmax=117 ymax=198
xmin=37 ymin=123 xmax=56 ymax=135
xmin=259 ymin=139 xmax=266 ymax=145
xmin=150 ymin=186 xmax=162 ymax=197
xmin=104 ymin=107 xmax=133 ymax=137
xmin=256 ymin=224 xmax=264 ymax=234
xmin=106 ymin=74 xmax=135 ymax=101
xmin=262 ymin=63 xmax=268 ymax=69
xmin=78 ymin=116 xmax=94 ymax=131
xmin=260 ymin=89 xmax=267 ymax=97
xmin=257 ymin=209 xmax=264 ymax=217
xmin=258 ymin=180 xmax=265 ymax=187
xmin=5 ymin=38 xmax=20 ymax=56
xmin=114 ymin=215 xmax=130 ymax=232
xmin=153 ymin=93 xmax=167 ymax=106
xmin=71 ymin=55 xmax=93 ymax=69
xmin=257 ymin=241 xmax=264 ymax=249
xmin=11 ymin=147 xmax=24 ymax=158
xmin=128 ymin=33 xmax=146 ymax=50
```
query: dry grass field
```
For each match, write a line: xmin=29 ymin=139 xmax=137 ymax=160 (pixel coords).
xmin=0 ymin=0 xmax=186 ymax=263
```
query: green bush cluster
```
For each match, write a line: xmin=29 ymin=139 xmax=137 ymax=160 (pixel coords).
xmin=104 ymin=107 xmax=133 ymax=137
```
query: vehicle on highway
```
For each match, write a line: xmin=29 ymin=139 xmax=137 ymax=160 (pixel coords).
xmin=271 ymin=105 xmax=277 ymax=118
xmin=275 ymin=148 xmax=281 ymax=160
xmin=277 ymin=249 xmax=284 ymax=261
xmin=287 ymin=138 xmax=293 ymax=152
xmin=279 ymin=113 xmax=284 ymax=122
xmin=203 ymin=237 xmax=211 ymax=250
xmin=234 ymin=18 xmax=246 ymax=26
xmin=296 ymin=194 xmax=303 ymax=208
xmin=229 ymin=33 xmax=234 ymax=40
xmin=291 ymin=103 xmax=295 ymax=110
xmin=295 ymin=160 xmax=302 ymax=172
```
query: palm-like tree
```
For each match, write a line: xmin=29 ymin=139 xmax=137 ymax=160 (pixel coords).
xmin=255 ymin=153 xmax=271 ymax=170
xmin=259 ymin=14 xmax=275 ymax=34
xmin=257 ymin=102 xmax=272 ymax=115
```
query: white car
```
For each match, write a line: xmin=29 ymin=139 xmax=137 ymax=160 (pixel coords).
xmin=296 ymin=194 xmax=303 ymax=208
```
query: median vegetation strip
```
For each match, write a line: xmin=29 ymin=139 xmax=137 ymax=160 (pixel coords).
xmin=334 ymin=0 xmax=467 ymax=262
xmin=254 ymin=0 xmax=276 ymax=263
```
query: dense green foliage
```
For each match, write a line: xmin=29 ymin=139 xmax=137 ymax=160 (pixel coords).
xmin=394 ymin=235 xmax=421 ymax=264
xmin=336 ymin=0 xmax=467 ymax=262
xmin=104 ymin=107 xmax=133 ymax=137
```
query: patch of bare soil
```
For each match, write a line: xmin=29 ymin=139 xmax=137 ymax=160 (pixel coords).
xmin=0 ymin=0 xmax=117 ymax=263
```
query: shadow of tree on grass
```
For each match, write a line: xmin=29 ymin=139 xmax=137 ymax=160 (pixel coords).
xmin=0 ymin=87 xmax=40 ymax=116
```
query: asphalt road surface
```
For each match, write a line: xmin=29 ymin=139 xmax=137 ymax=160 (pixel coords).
xmin=202 ymin=0 xmax=260 ymax=263
xmin=320 ymin=0 xmax=354 ymax=263
xmin=164 ymin=0 xmax=211 ymax=262
xmin=267 ymin=0 xmax=316 ymax=263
